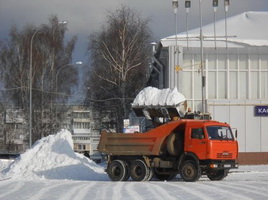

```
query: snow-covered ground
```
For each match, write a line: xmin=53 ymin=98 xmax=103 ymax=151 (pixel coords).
xmin=0 ymin=130 xmax=267 ymax=200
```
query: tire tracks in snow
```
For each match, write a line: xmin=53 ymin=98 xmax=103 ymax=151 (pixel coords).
xmin=97 ymin=182 xmax=114 ymax=200
xmin=28 ymin=181 xmax=57 ymax=200
xmin=94 ymin=181 xmax=126 ymax=200
xmin=57 ymin=182 xmax=96 ymax=200
xmin=187 ymin=181 xmax=253 ymax=200
xmin=210 ymin=181 xmax=268 ymax=199
xmin=144 ymin=182 xmax=180 ymax=200
xmin=68 ymin=182 xmax=97 ymax=200
xmin=0 ymin=181 xmax=26 ymax=199
xmin=125 ymin=182 xmax=145 ymax=200
xmin=163 ymin=181 xmax=215 ymax=200
xmin=111 ymin=182 xmax=125 ymax=200
xmin=27 ymin=181 xmax=78 ymax=200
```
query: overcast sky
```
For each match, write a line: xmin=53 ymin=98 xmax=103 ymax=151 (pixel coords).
xmin=1 ymin=0 xmax=268 ymax=62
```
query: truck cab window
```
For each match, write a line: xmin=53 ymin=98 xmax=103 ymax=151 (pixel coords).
xmin=191 ymin=128 xmax=204 ymax=139
xmin=206 ymin=126 xmax=234 ymax=140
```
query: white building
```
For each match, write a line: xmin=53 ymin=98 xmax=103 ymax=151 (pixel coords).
xmin=0 ymin=109 xmax=27 ymax=153
xmin=70 ymin=106 xmax=100 ymax=157
xmin=0 ymin=105 xmax=101 ymax=159
xmin=150 ymin=11 xmax=268 ymax=164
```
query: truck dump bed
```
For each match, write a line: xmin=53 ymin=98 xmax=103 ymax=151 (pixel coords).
xmin=98 ymin=120 xmax=185 ymax=156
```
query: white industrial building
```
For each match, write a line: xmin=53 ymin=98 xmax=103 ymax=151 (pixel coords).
xmin=150 ymin=11 xmax=268 ymax=164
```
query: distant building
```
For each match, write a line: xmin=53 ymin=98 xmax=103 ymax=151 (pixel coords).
xmin=0 ymin=109 xmax=28 ymax=153
xmin=70 ymin=105 xmax=100 ymax=157
xmin=150 ymin=12 xmax=268 ymax=164
xmin=0 ymin=105 xmax=101 ymax=158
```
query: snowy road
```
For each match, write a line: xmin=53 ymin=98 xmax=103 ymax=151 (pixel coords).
xmin=1 ymin=165 xmax=268 ymax=200
xmin=1 ymin=131 xmax=267 ymax=200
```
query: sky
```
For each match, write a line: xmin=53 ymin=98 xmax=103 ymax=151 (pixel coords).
xmin=1 ymin=0 xmax=268 ymax=63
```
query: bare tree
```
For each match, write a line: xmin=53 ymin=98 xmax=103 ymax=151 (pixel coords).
xmin=0 ymin=15 xmax=78 ymax=145
xmin=85 ymin=6 xmax=152 ymax=132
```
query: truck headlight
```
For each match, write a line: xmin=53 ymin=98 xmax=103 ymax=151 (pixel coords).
xmin=210 ymin=164 xmax=218 ymax=168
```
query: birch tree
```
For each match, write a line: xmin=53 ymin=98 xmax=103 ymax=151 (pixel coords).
xmin=85 ymin=6 xmax=152 ymax=132
xmin=0 ymin=15 xmax=77 ymax=144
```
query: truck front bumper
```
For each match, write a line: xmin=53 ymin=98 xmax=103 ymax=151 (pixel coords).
xmin=209 ymin=162 xmax=238 ymax=169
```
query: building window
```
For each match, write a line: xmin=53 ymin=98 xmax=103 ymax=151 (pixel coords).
xmin=73 ymin=112 xmax=90 ymax=119
xmin=78 ymin=144 xmax=86 ymax=150
xmin=73 ymin=122 xmax=90 ymax=129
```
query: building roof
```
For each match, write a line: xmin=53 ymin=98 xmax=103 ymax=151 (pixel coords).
xmin=161 ymin=11 xmax=268 ymax=48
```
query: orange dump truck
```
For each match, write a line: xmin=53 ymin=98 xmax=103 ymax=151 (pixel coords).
xmin=98 ymin=119 xmax=238 ymax=182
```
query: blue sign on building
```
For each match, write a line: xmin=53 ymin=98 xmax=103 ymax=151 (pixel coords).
xmin=255 ymin=106 xmax=268 ymax=116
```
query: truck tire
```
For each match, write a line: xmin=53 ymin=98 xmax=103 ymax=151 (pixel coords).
xmin=145 ymin=167 xmax=154 ymax=181
xmin=180 ymin=160 xmax=201 ymax=182
xmin=130 ymin=159 xmax=150 ymax=181
xmin=167 ymin=133 xmax=182 ymax=156
xmin=207 ymin=169 xmax=228 ymax=181
xmin=107 ymin=160 xmax=129 ymax=181
xmin=122 ymin=162 xmax=131 ymax=181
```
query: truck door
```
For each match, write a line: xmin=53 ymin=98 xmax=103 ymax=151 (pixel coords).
xmin=185 ymin=127 xmax=207 ymax=159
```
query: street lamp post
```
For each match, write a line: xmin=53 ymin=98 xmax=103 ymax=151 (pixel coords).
xmin=224 ymin=0 xmax=230 ymax=48
xmin=29 ymin=29 xmax=40 ymax=148
xmin=55 ymin=61 xmax=83 ymax=121
xmin=29 ymin=21 xmax=67 ymax=148
xmin=55 ymin=61 xmax=83 ymax=95
xmin=172 ymin=0 xmax=179 ymax=88
xmin=199 ymin=0 xmax=206 ymax=114
xmin=213 ymin=0 xmax=219 ymax=49
xmin=172 ymin=0 xmax=179 ymax=54
xmin=169 ymin=0 xmax=230 ymax=114
xmin=185 ymin=1 xmax=191 ymax=49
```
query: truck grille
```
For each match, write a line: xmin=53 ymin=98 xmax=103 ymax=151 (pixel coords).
xmin=217 ymin=153 xmax=232 ymax=159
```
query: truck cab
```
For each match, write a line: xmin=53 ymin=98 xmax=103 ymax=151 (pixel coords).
xmin=180 ymin=120 xmax=238 ymax=181
xmin=184 ymin=120 xmax=238 ymax=160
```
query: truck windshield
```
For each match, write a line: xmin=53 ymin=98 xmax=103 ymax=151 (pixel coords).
xmin=206 ymin=126 xmax=234 ymax=140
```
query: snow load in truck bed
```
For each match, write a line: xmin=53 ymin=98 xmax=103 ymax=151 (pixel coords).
xmin=132 ymin=87 xmax=187 ymax=118
xmin=132 ymin=87 xmax=186 ymax=106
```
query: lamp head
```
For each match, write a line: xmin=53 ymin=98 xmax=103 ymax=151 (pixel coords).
xmin=172 ymin=0 xmax=179 ymax=14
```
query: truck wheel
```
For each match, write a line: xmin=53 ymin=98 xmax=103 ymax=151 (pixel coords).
xmin=130 ymin=159 xmax=149 ymax=181
xmin=180 ymin=160 xmax=201 ymax=182
xmin=207 ymin=169 xmax=228 ymax=181
xmin=123 ymin=162 xmax=130 ymax=181
xmin=146 ymin=168 xmax=154 ymax=181
xmin=107 ymin=160 xmax=128 ymax=181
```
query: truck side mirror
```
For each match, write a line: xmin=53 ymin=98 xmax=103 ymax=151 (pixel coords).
xmin=235 ymin=130 xmax=238 ymax=139
xmin=232 ymin=128 xmax=238 ymax=140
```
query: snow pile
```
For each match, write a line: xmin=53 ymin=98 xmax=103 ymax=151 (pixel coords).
xmin=0 ymin=160 xmax=12 ymax=171
xmin=132 ymin=87 xmax=186 ymax=106
xmin=1 ymin=130 xmax=107 ymax=181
